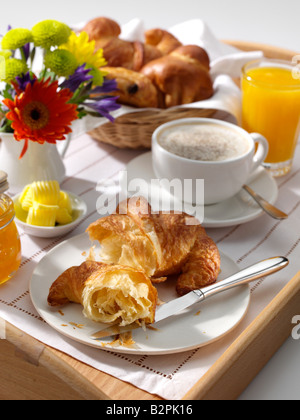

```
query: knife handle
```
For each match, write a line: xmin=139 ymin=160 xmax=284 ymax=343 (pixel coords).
xmin=196 ymin=256 xmax=289 ymax=300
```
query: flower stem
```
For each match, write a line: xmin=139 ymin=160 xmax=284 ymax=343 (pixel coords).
xmin=19 ymin=47 xmax=26 ymax=62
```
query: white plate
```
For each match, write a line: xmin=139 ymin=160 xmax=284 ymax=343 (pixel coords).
xmin=30 ymin=232 xmax=250 ymax=355
xmin=13 ymin=191 xmax=87 ymax=238
xmin=124 ymin=152 xmax=279 ymax=228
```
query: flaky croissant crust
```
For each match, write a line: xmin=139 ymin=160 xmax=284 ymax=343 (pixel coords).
xmin=87 ymin=197 xmax=221 ymax=295
xmin=47 ymin=260 xmax=103 ymax=307
xmin=48 ymin=260 xmax=158 ymax=326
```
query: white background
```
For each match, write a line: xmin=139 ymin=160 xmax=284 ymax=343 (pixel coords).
xmin=1 ymin=0 xmax=299 ymax=401
xmin=0 ymin=0 xmax=299 ymax=52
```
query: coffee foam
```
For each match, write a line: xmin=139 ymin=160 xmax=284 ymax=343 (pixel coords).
xmin=159 ymin=123 xmax=250 ymax=162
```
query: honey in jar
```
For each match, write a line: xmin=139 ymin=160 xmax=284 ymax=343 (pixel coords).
xmin=0 ymin=194 xmax=21 ymax=285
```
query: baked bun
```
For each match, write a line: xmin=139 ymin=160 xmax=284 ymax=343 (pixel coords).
xmin=144 ymin=28 xmax=182 ymax=55
xmin=81 ymin=17 xmax=214 ymax=109
xmin=48 ymin=261 xmax=157 ymax=327
xmin=82 ymin=17 xmax=162 ymax=71
xmin=81 ymin=16 xmax=121 ymax=43
xmin=141 ymin=45 xmax=214 ymax=108
xmin=102 ymin=66 xmax=160 ymax=108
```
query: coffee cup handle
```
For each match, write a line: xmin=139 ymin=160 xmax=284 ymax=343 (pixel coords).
xmin=250 ymin=133 xmax=269 ymax=173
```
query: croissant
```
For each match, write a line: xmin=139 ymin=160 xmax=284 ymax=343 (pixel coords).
xmin=144 ymin=28 xmax=182 ymax=55
xmin=82 ymin=17 xmax=163 ymax=71
xmin=101 ymin=66 xmax=160 ymax=108
xmin=94 ymin=38 xmax=162 ymax=71
xmin=141 ymin=45 xmax=214 ymax=108
xmin=48 ymin=260 xmax=157 ymax=326
xmin=86 ymin=197 xmax=221 ymax=295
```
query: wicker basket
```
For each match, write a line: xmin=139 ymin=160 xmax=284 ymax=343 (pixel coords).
xmin=90 ymin=108 xmax=236 ymax=149
xmin=89 ymin=41 xmax=298 ymax=149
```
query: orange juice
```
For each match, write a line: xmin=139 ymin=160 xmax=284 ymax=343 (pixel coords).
xmin=0 ymin=194 xmax=21 ymax=285
xmin=242 ymin=60 xmax=300 ymax=176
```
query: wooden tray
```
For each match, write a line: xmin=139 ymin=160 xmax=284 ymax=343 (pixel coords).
xmin=0 ymin=40 xmax=299 ymax=401
xmin=1 ymin=269 xmax=300 ymax=400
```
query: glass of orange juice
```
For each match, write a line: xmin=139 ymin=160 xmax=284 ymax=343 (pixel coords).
xmin=0 ymin=194 xmax=21 ymax=285
xmin=241 ymin=58 xmax=300 ymax=177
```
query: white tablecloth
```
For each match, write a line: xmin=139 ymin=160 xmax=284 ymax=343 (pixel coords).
xmin=0 ymin=131 xmax=299 ymax=400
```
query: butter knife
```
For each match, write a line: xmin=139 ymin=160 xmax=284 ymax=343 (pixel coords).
xmin=0 ymin=172 xmax=9 ymax=194
xmin=93 ymin=256 xmax=289 ymax=339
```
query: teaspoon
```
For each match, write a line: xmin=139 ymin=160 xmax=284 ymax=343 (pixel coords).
xmin=243 ymin=184 xmax=288 ymax=220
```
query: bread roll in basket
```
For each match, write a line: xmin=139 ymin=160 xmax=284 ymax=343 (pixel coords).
xmin=81 ymin=17 xmax=224 ymax=149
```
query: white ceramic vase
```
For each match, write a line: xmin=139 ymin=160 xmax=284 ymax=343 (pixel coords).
xmin=0 ymin=133 xmax=71 ymax=194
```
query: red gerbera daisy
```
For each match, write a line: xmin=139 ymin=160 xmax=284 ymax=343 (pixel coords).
xmin=3 ymin=78 xmax=78 ymax=158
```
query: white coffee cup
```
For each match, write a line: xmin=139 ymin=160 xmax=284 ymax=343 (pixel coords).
xmin=152 ymin=118 xmax=269 ymax=205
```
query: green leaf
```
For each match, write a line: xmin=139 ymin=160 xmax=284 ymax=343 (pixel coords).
xmin=2 ymin=84 xmax=14 ymax=100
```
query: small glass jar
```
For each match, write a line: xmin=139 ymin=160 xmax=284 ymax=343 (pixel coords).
xmin=0 ymin=194 xmax=21 ymax=285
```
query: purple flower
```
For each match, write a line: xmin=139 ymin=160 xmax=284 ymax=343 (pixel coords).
xmin=90 ymin=78 xmax=118 ymax=94
xmin=22 ymin=43 xmax=30 ymax=61
xmin=84 ymin=97 xmax=120 ymax=122
xmin=60 ymin=64 xmax=93 ymax=92
xmin=15 ymin=72 xmax=35 ymax=91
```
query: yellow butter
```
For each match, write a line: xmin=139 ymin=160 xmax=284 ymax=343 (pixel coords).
xmin=19 ymin=184 xmax=33 ymax=211
xmin=26 ymin=202 xmax=59 ymax=227
xmin=58 ymin=191 xmax=72 ymax=213
xmin=19 ymin=181 xmax=74 ymax=227
xmin=31 ymin=180 xmax=60 ymax=205
xmin=56 ymin=207 xmax=73 ymax=225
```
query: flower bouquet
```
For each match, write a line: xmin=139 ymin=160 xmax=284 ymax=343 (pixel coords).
xmin=0 ymin=19 xmax=120 ymax=159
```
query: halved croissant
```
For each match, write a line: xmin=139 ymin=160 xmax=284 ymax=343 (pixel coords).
xmin=86 ymin=197 xmax=221 ymax=295
xmin=48 ymin=260 xmax=158 ymax=326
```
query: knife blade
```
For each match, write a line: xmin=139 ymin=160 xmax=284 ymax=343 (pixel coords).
xmin=0 ymin=181 xmax=9 ymax=194
xmin=0 ymin=171 xmax=8 ymax=194
xmin=92 ymin=256 xmax=289 ymax=339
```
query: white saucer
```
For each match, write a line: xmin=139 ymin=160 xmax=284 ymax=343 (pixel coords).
xmin=124 ymin=152 xmax=279 ymax=228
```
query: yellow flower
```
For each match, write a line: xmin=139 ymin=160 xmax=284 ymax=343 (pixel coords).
xmin=2 ymin=28 xmax=33 ymax=50
xmin=44 ymin=49 xmax=78 ymax=77
xmin=0 ymin=58 xmax=28 ymax=83
xmin=32 ymin=20 xmax=71 ymax=49
xmin=0 ymin=50 xmax=12 ymax=59
xmin=61 ymin=31 xmax=107 ymax=70
xmin=86 ymin=65 xmax=105 ymax=86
